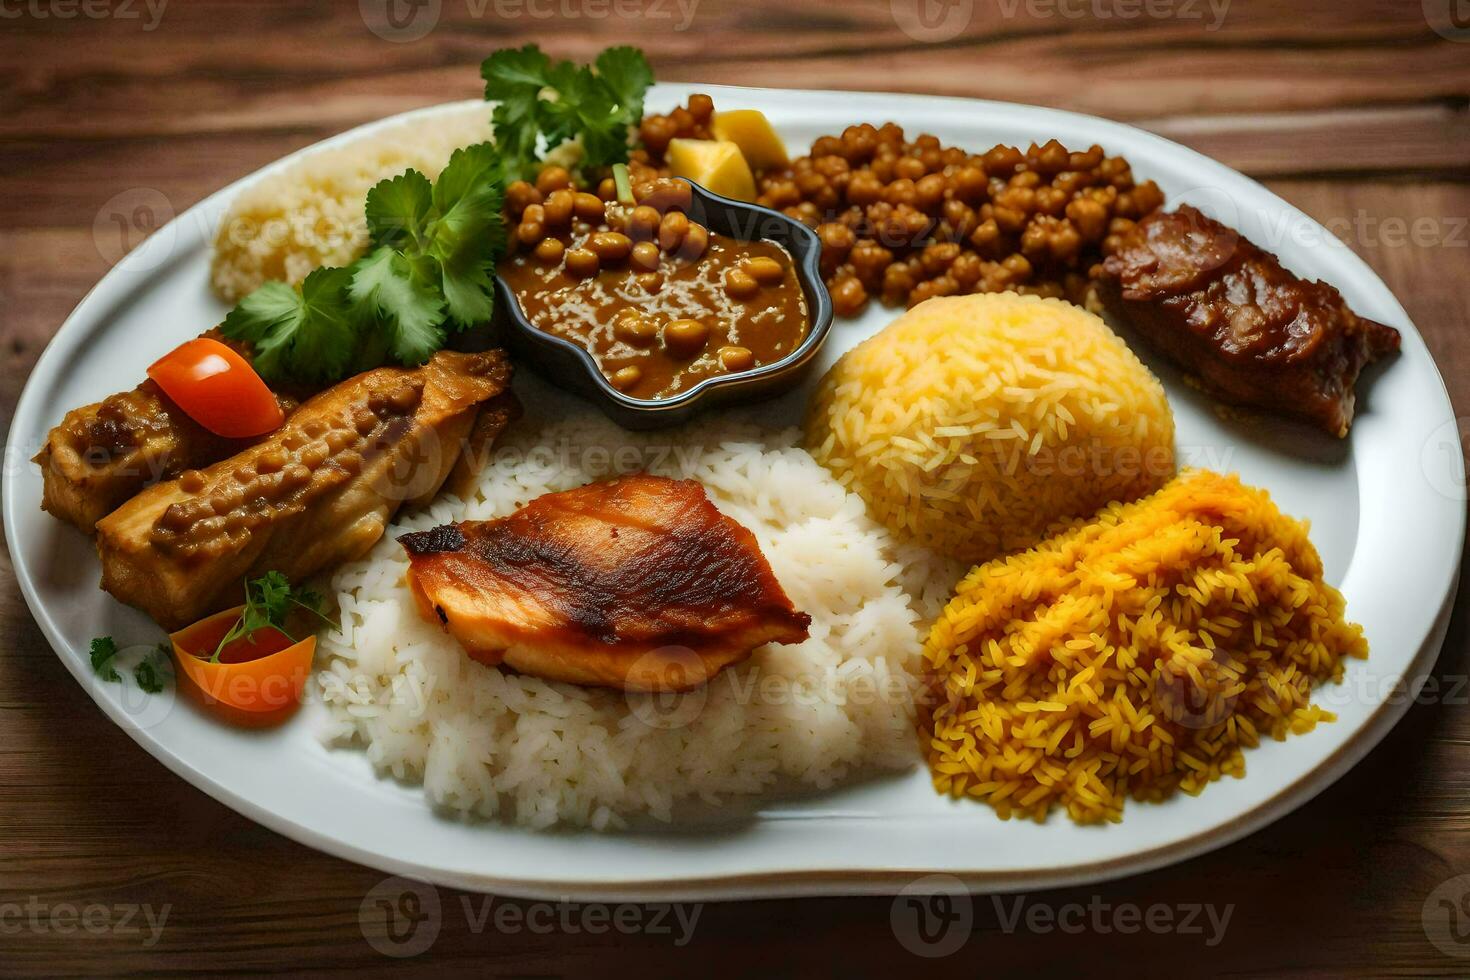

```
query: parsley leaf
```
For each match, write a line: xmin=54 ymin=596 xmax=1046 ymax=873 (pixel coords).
xmin=351 ymin=141 xmax=506 ymax=359
xmin=428 ymin=143 xmax=506 ymax=326
xmin=134 ymin=646 xmax=172 ymax=694
xmin=364 ymin=168 xmax=433 ymax=249
xmin=210 ymin=571 xmax=336 ymax=663
xmin=350 ymin=247 xmax=447 ymax=365
xmin=90 ymin=636 xmax=120 ymax=682
xmin=221 ymin=267 xmax=358 ymax=385
xmin=222 ymin=148 xmax=505 ymax=380
xmin=594 ymin=45 xmax=654 ymax=132
xmin=481 ymin=44 xmax=652 ymax=181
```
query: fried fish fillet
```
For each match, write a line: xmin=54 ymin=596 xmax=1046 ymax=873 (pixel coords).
xmin=35 ymin=331 xmax=302 ymax=532
xmin=96 ymin=350 xmax=516 ymax=630
xmin=398 ymin=475 xmax=812 ymax=692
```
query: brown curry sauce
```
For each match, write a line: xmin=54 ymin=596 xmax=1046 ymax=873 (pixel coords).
xmin=498 ymin=179 xmax=809 ymax=401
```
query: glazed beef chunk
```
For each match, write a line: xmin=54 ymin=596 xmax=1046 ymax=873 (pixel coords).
xmin=1095 ymin=205 xmax=1400 ymax=437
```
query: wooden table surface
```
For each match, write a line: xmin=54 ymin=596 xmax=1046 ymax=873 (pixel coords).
xmin=3 ymin=0 xmax=1469 ymax=974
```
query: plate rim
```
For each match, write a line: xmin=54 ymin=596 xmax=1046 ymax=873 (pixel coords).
xmin=5 ymin=84 xmax=1464 ymax=901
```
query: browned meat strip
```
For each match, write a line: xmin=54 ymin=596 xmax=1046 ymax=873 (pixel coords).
xmin=1094 ymin=205 xmax=1400 ymax=437
xmin=35 ymin=330 xmax=303 ymax=531
xmin=399 ymin=475 xmax=812 ymax=692
xmin=96 ymin=350 xmax=515 ymax=630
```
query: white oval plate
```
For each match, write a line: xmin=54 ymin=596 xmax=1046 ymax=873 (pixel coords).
xmin=5 ymin=85 xmax=1464 ymax=901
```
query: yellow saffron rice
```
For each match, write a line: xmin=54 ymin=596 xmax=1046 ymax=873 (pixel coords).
xmin=921 ymin=470 xmax=1367 ymax=824
xmin=807 ymin=293 xmax=1175 ymax=563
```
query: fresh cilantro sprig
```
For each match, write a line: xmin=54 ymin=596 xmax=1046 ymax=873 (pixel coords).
xmin=90 ymin=636 xmax=120 ymax=682
xmin=352 ymin=142 xmax=508 ymax=364
xmin=89 ymin=637 xmax=172 ymax=693
xmin=481 ymin=44 xmax=653 ymax=183
xmin=210 ymin=571 xmax=336 ymax=663
xmin=221 ymin=45 xmax=653 ymax=386
xmin=134 ymin=646 xmax=172 ymax=694
xmin=222 ymin=143 xmax=506 ymax=385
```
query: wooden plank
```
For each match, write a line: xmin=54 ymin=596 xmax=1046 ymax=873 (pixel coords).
xmin=1 ymin=0 xmax=1469 ymax=975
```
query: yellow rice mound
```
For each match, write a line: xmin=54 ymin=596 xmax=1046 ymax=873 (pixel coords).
xmin=210 ymin=104 xmax=492 ymax=302
xmin=921 ymin=470 xmax=1368 ymax=824
xmin=807 ymin=293 xmax=1175 ymax=563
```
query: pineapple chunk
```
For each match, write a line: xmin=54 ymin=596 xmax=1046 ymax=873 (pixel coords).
xmin=711 ymin=109 xmax=789 ymax=173
xmin=666 ymin=138 xmax=757 ymax=202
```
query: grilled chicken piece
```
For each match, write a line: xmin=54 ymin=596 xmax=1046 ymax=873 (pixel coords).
xmin=96 ymin=350 xmax=515 ymax=630
xmin=1095 ymin=206 xmax=1400 ymax=437
xmin=399 ymin=475 xmax=812 ymax=692
xmin=35 ymin=331 xmax=303 ymax=532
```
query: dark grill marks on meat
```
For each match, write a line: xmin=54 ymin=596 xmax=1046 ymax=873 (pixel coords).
xmin=398 ymin=475 xmax=812 ymax=692
xmin=1094 ymin=205 xmax=1400 ymax=437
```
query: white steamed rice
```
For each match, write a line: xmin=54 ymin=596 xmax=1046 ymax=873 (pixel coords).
xmin=315 ymin=384 xmax=962 ymax=829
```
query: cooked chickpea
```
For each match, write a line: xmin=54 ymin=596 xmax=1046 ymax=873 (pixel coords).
xmin=534 ymin=237 xmax=565 ymax=265
xmin=564 ymin=247 xmax=600 ymax=278
xmin=626 ymin=205 xmax=661 ymax=241
xmin=894 ymin=156 xmax=927 ymax=180
xmin=517 ymin=203 xmax=545 ymax=245
xmin=588 ymin=231 xmax=633 ymax=263
xmin=535 ymin=165 xmax=572 ymax=196
xmin=505 ymin=180 xmax=542 ymax=216
xmin=614 ymin=311 xmax=658 ymax=347
xmin=742 ymin=256 xmax=784 ymax=285
xmin=573 ymin=192 xmax=606 ymax=223
xmin=723 ymin=268 xmax=759 ymax=299
xmin=677 ymin=222 xmax=709 ymax=261
xmin=658 ymin=211 xmax=689 ymax=253
xmin=609 ymin=365 xmax=643 ymax=392
xmin=543 ymin=189 xmax=575 ymax=228
xmin=830 ymin=276 xmax=868 ymax=315
xmin=630 ymin=240 xmax=661 ymax=272
xmin=718 ymin=346 xmax=755 ymax=373
xmin=914 ymin=173 xmax=947 ymax=211
xmin=687 ymin=93 xmax=714 ymax=120
xmin=662 ymin=318 xmax=710 ymax=358
xmin=637 ymin=178 xmax=693 ymax=214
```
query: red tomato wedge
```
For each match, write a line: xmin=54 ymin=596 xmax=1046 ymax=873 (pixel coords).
xmin=147 ymin=337 xmax=283 ymax=438
xmin=169 ymin=605 xmax=314 ymax=725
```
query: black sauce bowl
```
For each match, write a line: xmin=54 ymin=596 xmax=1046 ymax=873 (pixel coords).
xmin=490 ymin=178 xmax=834 ymax=430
